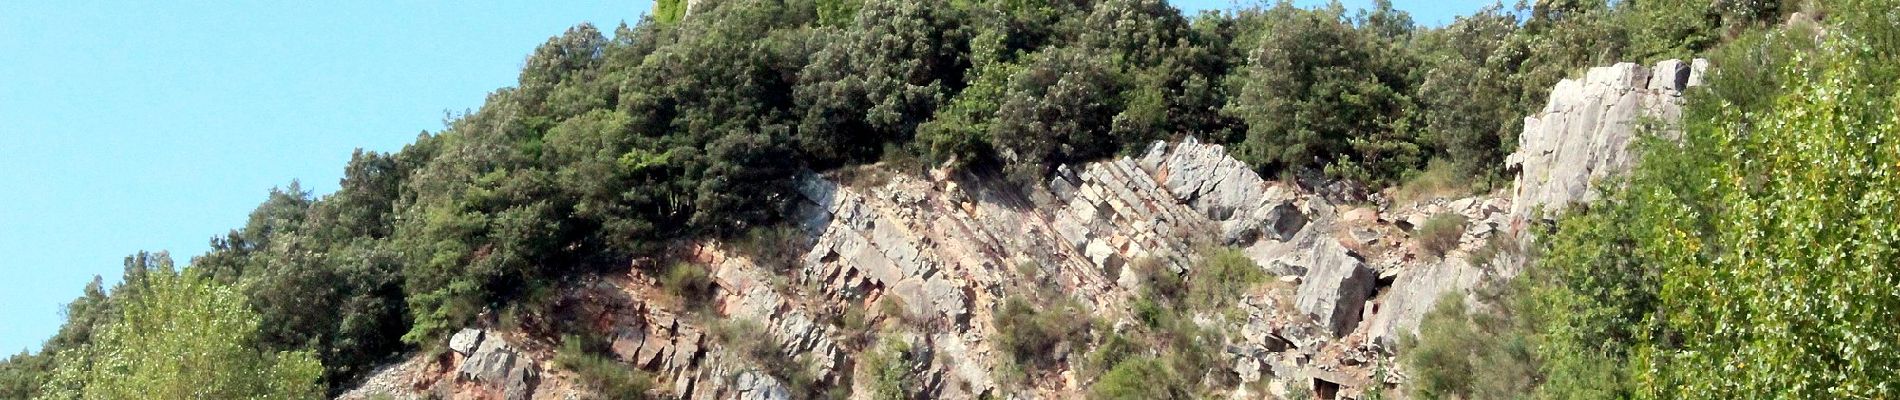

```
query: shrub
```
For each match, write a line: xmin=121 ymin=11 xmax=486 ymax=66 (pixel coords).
xmin=710 ymin=319 xmax=828 ymax=397
xmin=1391 ymin=159 xmax=1470 ymax=204
xmin=861 ymin=336 xmax=914 ymax=400
xmin=1185 ymin=248 xmax=1266 ymax=312
xmin=1089 ymin=357 xmax=1182 ymax=400
xmin=1467 ymin=235 xmax=1511 ymax=270
xmin=1400 ymin=295 xmax=1477 ymax=398
xmin=661 ymin=262 xmax=714 ymax=306
xmin=1133 ymin=257 xmax=1185 ymax=303
xmin=1083 ymin=332 xmax=1138 ymax=379
xmin=1089 ymin=249 xmax=1235 ymax=399
xmin=993 ymin=296 xmax=1089 ymax=370
xmin=990 ymin=48 xmax=1128 ymax=184
xmin=554 ymin=335 xmax=655 ymax=399
xmin=729 ymin=225 xmax=807 ymax=274
xmin=1399 ymin=292 xmax=1541 ymax=400
xmin=1415 ymin=213 xmax=1467 ymax=258
xmin=1224 ymin=2 xmax=1422 ymax=185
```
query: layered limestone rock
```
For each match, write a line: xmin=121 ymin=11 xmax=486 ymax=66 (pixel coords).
xmin=346 ymin=66 xmax=1701 ymax=397
xmin=340 ymin=328 xmax=555 ymax=400
xmin=344 ymin=138 xmax=1521 ymax=400
xmin=1360 ymin=195 xmax=1512 ymax=350
xmin=1356 ymin=59 xmax=1710 ymax=354
xmin=1507 ymin=59 xmax=1707 ymax=223
xmin=1141 ymin=138 xmax=1307 ymax=245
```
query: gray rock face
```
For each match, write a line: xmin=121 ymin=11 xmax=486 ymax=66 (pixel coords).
xmin=342 ymin=58 xmax=1711 ymax=399
xmin=458 ymin=334 xmax=515 ymax=383
xmin=1260 ymin=202 xmax=1309 ymax=242
xmin=445 ymin=329 xmax=543 ymax=400
xmin=503 ymin=365 xmax=539 ymax=400
xmin=449 ymin=328 xmax=483 ymax=356
xmin=1143 ymin=138 xmax=1305 ymax=245
xmin=732 ymin=370 xmax=793 ymax=400
xmin=1507 ymin=59 xmax=1706 ymax=223
xmin=1364 ymin=257 xmax=1484 ymax=350
xmin=1292 ymin=237 xmax=1375 ymax=337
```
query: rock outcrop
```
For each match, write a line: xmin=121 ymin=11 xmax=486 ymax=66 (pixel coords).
xmin=1340 ymin=58 xmax=1713 ymax=355
xmin=341 ymin=328 xmax=553 ymax=400
xmin=1508 ymin=59 xmax=1707 ymax=223
xmin=1291 ymin=237 xmax=1374 ymax=337
xmin=343 ymin=59 xmax=1698 ymax=400
xmin=343 ymin=138 xmax=1515 ymax=400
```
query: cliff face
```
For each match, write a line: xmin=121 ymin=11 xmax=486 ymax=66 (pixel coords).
xmin=341 ymin=59 xmax=1704 ymax=400
xmin=1507 ymin=59 xmax=1708 ymax=224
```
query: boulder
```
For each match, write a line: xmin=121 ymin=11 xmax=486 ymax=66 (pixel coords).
xmin=1260 ymin=201 xmax=1308 ymax=242
xmin=1650 ymin=59 xmax=1690 ymax=92
xmin=1293 ymin=238 xmax=1375 ymax=337
xmin=733 ymin=370 xmax=793 ymax=400
xmin=503 ymin=363 xmax=539 ymax=400
xmin=1365 ymin=258 xmax=1485 ymax=350
xmin=448 ymin=328 xmax=484 ymax=356
xmin=1152 ymin=137 xmax=1304 ymax=247
xmin=458 ymin=335 xmax=517 ymax=384
xmin=671 ymin=328 xmax=702 ymax=372
xmin=610 ymin=325 xmax=646 ymax=362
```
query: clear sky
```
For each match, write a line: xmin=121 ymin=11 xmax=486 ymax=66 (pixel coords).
xmin=0 ymin=0 xmax=1498 ymax=354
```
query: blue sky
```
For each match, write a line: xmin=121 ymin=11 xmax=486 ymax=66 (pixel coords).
xmin=0 ymin=0 xmax=1497 ymax=354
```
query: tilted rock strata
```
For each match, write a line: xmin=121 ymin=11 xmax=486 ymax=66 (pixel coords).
xmin=343 ymin=55 xmax=1693 ymax=397
xmin=343 ymin=140 xmax=1518 ymax=400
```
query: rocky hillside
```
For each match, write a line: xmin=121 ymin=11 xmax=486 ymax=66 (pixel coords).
xmin=339 ymin=59 xmax=1706 ymax=400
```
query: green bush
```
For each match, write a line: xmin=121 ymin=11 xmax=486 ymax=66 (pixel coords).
xmin=1185 ymin=248 xmax=1265 ymax=312
xmin=1083 ymin=332 xmax=1138 ymax=379
xmin=710 ymin=319 xmax=829 ymax=397
xmin=861 ymin=336 xmax=914 ymax=400
xmin=1415 ymin=10 xmax=1900 ymax=399
xmin=1391 ymin=159 xmax=1471 ymax=204
xmin=661 ymin=262 xmax=715 ymax=306
xmin=990 ymin=47 xmax=1128 ymax=184
xmin=1132 ymin=257 xmax=1184 ymax=303
xmin=1224 ymin=2 xmax=1421 ymax=185
xmin=993 ymin=296 xmax=1089 ymax=370
xmin=1090 ymin=357 xmax=1183 ymax=400
xmin=1410 ymin=7 xmax=1522 ymax=183
xmin=1399 ymin=293 xmax=1540 ymax=400
xmin=1415 ymin=213 xmax=1467 ymax=259
xmin=554 ymin=335 xmax=655 ymax=400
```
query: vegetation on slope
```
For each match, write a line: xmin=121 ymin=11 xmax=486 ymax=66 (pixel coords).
xmin=0 ymin=0 xmax=1856 ymax=397
xmin=1405 ymin=1 xmax=1900 ymax=398
xmin=39 ymin=257 xmax=324 ymax=399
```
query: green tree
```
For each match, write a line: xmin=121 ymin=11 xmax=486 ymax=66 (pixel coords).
xmin=1412 ymin=9 xmax=1900 ymax=398
xmin=1412 ymin=6 xmax=1523 ymax=182
xmin=1223 ymin=1 xmax=1420 ymax=184
xmin=991 ymin=47 xmax=1127 ymax=183
xmin=42 ymin=267 xmax=322 ymax=399
xmin=795 ymin=0 xmax=971 ymax=166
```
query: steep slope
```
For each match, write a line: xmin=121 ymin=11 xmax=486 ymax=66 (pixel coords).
xmin=342 ymin=58 xmax=1705 ymax=400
